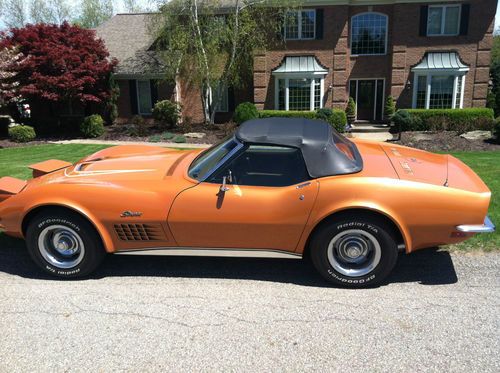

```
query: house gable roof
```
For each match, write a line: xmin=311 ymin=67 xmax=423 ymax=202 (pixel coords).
xmin=95 ymin=13 xmax=166 ymax=78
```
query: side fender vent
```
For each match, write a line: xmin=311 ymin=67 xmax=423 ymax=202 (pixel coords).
xmin=114 ymin=224 xmax=165 ymax=241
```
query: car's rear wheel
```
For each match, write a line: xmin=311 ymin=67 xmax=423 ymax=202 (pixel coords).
xmin=309 ymin=214 xmax=398 ymax=287
xmin=26 ymin=209 xmax=106 ymax=278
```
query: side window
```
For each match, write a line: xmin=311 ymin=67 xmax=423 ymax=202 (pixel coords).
xmin=208 ymin=145 xmax=310 ymax=187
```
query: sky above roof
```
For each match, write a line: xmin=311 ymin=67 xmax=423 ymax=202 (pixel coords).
xmin=66 ymin=0 xmax=157 ymax=14
xmin=1 ymin=1 xmax=499 ymax=33
xmin=0 ymin=0 xmax=158 ymax=29
xmin=497 ymin=1 xmax=500 ymax=32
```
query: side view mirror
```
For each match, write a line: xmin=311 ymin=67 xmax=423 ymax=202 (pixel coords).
xmin=220 ymin=176 xmax=229 ymax=192
xmin=220 ymin=170 xmax=233 ymax=192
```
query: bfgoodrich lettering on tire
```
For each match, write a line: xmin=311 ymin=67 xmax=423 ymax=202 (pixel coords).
xmin=26 ymin=209 xmax=106 ymax=278
xmin=309 ymin=214 xmax=398 ymax=288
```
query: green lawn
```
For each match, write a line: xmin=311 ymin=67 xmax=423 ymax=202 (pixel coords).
xmin=0 ymin=144 xmax=498 ymax=251
xmin=0 ymin=144 xmax=110 ymax=179
xmin=449 ymin=151 xmax=499 ymax=251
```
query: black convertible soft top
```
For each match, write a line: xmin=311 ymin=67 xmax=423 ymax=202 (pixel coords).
xmin=235 ymin=118 xmax=363 ymax=178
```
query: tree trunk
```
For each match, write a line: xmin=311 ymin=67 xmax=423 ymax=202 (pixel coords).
xmin=191 ymin=0 xmax=212 ymax=124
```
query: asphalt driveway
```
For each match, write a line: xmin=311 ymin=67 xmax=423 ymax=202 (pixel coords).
xmin=0 ymin=241 xmax=498 ymax=372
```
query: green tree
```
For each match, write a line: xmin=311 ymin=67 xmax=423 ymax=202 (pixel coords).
xmin=77 ymin=0 xmax=113 ymax=28
xmin=488 ymin=35 xmax=500 ymax=116
xmin=154 ymin=0 xmax=296 ymax=124
xmin=123 ymin=0 xmax=146 ymax=13
xmin=384 ymin=95 xmax=396 ymax=120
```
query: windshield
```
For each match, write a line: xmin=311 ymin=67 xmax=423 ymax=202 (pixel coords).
xmin=188 ymin=137 xmax=239 ymax=181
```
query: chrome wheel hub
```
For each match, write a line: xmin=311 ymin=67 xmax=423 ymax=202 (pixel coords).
xmin=38 ymin=225 xmax=85 ymax=269
xmin=327 ymin=229 xmax=381 ymax=277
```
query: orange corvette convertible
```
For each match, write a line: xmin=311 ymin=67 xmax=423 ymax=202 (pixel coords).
xmin=0 ymin=118 xmax=495 ymax=286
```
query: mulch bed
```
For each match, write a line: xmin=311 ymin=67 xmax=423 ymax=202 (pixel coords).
xmin=102 ymin=122 xmax=234 ymax=144
xmin=391 ymin=131 xmax=499 ymax=152
xmin=0 ymin=139 xmax=50 ymax=148
xmin=1 ymin=126 xmax=498 ymax=152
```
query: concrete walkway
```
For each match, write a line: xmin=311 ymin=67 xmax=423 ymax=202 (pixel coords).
xmin=52 ymin=139 xmax=211 ymax=149
xmin=350 ymin=132 xmax=394 ymax=141
xmin=53 ymin=133 xmax=394 ymax=148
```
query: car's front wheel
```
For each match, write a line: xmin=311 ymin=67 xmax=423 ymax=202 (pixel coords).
xmin=25 ymin=209 xmax=106 ymax=278
xmin=309 ymin=214 xmax=398 ymax=287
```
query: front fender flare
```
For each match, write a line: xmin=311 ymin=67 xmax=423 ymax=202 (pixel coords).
xmin=22 ymin=201 xmax=116 ymax=253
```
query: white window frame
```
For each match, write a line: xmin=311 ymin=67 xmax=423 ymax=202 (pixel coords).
xmin=348 ymin=78 xmax=385 ymax=121
xmin=274 ymin=74 xmax=325 ymax=111
xmin=427 ymin=4 xmax=461 ymax=36
xmin=412 ymin=73 xmax=466 ymax=109
xmin=136 ymin=79 xmax=152 ymax=115
xmin=284 ymin=9 xmax=316 ymax=41
xmin=350 ymin=12 xmax=388 ymax=56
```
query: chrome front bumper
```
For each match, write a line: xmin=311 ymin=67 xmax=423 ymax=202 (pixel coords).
xmin=456 ymin=216 xmax=496 ymax=233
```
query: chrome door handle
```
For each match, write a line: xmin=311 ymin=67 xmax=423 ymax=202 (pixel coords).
xmin=296 ymin=182 xmax=311 ymax=189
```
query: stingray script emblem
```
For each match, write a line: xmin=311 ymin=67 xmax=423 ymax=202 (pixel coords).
xmin=120 ymin=210 xmax=143 ymax=218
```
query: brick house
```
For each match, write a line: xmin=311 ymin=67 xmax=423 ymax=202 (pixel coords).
xmin=94 ymin=13 xmax=174 ymax=120
xmin=95 ymin=12 xmax=250 ymax=123
xmin=97 ymin=0 xmax=496 ymax=124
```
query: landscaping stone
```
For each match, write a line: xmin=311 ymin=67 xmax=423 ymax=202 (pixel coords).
xmin=183 ymin=132 xmax=206 ymax=139
xmin=411 ymin=133 xmax=434 ymax=141
xmin=460 ymin=130 xmax=492 ymax=141
xmin=394 ymin=131 xmax=499 ymax=152
xmin=0 ymin=115 xmax=15 ymax=123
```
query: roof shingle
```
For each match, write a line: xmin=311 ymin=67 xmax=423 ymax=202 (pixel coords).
xmin=95 ymin=13 xmax=166 ymax=77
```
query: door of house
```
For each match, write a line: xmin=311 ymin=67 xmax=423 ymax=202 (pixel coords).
xmin=349 ymin=79 xmax=385 ymax=121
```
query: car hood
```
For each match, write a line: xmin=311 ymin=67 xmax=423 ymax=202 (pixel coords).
xmin=39 ymin=145 xmax=198 ymax=184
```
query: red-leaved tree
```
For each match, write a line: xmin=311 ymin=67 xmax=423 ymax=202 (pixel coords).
xmin=0 ymin=22 xmax=116 ymax=116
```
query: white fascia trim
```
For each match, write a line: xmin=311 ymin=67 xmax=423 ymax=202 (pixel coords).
xmin=411 ymin=68 xmax=469 ymax=74
xmin=272 ymin=72 xmax=328 ymax=77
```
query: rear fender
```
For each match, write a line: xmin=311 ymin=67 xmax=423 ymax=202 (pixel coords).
xmin=298 ymin=202 xmax=412 ymax=254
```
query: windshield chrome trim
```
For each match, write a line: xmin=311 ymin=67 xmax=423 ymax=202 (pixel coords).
xmin=199 ymin=138 xmax=244 ymax=182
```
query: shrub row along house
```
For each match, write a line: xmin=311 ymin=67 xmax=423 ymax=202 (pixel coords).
xmin=96 ymin=0 xmax=496 ymax=124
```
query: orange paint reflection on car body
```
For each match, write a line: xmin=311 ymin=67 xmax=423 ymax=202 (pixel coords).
xmin=0 ymin=139 xmax=491 ymax=256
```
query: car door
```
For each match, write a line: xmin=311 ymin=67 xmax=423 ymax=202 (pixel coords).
xmin=168 ymin=144 xmax=319 ymax=251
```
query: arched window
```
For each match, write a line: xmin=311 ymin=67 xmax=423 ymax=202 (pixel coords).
xmin=351 ymin=13 xmax=388 ymax=55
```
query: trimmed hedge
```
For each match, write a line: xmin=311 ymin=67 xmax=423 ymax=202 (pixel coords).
xmin=153 ymin=100 xmax=181 ymax=129
xmin=259 ymin=110 xmax=316 ymax=120
xmin=234 ymin=102 xmax=259 ymax=124
xmin=393 ymin=108 xmax=495 ymax=133
xmin=258 ymin=109 xmax=346 ymax=132
xmin=80 ymin=114 xmax=105 ymax=138
xmin=316 ymin=108 xmax=347 ymax=133
xmin=8 ymin=125 xmax=36 ymax=142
